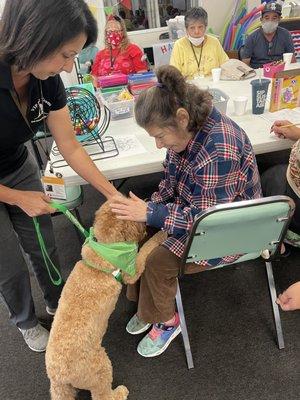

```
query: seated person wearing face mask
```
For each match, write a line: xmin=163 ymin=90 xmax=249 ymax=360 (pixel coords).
xmin=241 ymin=2 xmax=294 ymax=69
xmin=170 ymin=7 xmax=228 ymax=80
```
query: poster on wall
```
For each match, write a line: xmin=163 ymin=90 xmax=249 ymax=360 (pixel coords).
xmin=269 ymin=68 xmax=300 ymax=112
xmin=153 ymin=41 xmax=175 ymax=67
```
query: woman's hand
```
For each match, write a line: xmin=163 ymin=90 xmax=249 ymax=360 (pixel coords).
xmin=14 ymin=190 xmax=55 ymax=217
xmin=271 ymin=120 xmax=300 ymax=141
xmin=276 ymin=281 xmax=300 ymax=311
xmin=109 ymin=191 xmax=148 ymax=222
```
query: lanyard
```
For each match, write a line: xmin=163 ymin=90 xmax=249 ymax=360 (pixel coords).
xmin=110 ymin=48 xmax=120 ymax=72
xmin=190 ymin=42 xmax=204 ymax=73
xmin=10 ymin=80 xmax=53 ymax=172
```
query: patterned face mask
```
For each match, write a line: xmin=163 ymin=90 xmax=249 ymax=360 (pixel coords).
xmin=106 ymin=31 xmax=123 ymax=47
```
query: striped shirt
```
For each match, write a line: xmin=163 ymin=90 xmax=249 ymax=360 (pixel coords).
xmin=146 ymin=107 xmax=262 ymax=267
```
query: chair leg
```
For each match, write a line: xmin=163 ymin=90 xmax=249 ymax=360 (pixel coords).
xmin=265 ymin=261 xmax=285 ymax=349
xmin=175 ymin=280 xmax=194 ymax=369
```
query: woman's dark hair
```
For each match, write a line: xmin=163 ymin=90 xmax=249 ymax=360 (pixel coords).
xmin=185 ymin=7 xmax=208 ymax=28
xmin=0 ymin=0 xmax=98 ymax=69
xmin=135 ymin=65 xmax=212 ymax=134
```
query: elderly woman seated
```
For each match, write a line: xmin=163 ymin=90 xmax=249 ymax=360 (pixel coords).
xmin=170 ymin=7 xmax=228 ymax=80
xmin=91 ymin=15 xmax=147 ymax=77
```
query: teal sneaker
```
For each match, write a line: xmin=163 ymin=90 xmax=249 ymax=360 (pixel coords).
xmin=284 ymin=229 xmax=300 ymax=248
xmin=126 ymin=314 xmax=151 ymax=335
xmin=137 ymin=313 xmax=181 ymax=358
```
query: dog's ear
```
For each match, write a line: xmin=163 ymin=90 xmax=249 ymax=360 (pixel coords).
xmin=93 ymin=201 xmax=146 ymax=243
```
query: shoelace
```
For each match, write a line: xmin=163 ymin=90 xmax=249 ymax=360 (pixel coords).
xmin=149 ymin=324 xmax=165 ymax=341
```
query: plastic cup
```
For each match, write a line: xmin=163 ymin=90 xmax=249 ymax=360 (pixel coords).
xmin=233 ymin=96 xmax=248 ymax=116
xmin=283 ymin=52 xmax=293 ymax=67
xmin=211 ymin=68 xmax=222 ymax=83
xmin=250 ymin=78 xmax=270 ymax=114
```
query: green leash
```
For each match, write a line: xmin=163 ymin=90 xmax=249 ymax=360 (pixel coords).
xmin=33 ymin=201 xmax=138 ymax=286
xmin=32 ymin=201 xmax=89 ymax=286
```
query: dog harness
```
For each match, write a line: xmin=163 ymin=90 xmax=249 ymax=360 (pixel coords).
xmin=33 ymin=201 xmax=138 ymax=285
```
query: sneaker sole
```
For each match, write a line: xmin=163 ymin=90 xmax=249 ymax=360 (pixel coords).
xmin=126 ymin=322 xmax=151 ymax=335
xmin=27 ymin=345 xmax=47 ymax=353
xmin=46 ymin=307 xmax=56 ymax=316
xmin=137 ymin=325 xmax=181 ymax=357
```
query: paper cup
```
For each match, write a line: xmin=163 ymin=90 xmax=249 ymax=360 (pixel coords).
xmin=211 ymin=68 xmax=222 ymax=83
xmin=233 ymin=96 xmax=248 ymax=116
xmin=283 ymin=52 xmax=293 ymax=67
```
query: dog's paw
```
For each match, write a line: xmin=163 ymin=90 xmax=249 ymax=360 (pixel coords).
xmin=113 ymin=385 xmax=129 ymax=400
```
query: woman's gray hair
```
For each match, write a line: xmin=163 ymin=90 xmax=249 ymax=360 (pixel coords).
xmin=134 ymin=65 xmax=212 ymax=135
xmin=185 ymin=7 xmax=208 ymax=28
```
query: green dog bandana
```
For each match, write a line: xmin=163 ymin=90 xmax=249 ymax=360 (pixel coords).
xmin=84 ymin=228 xmax=138 ymax=277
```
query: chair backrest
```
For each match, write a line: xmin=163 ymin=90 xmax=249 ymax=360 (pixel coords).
xmin=182 ymin=196 xmax=295 ymax=266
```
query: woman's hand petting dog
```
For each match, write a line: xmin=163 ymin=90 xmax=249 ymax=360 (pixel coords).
xmin=110 ymin=191 xmax=148 ymax=222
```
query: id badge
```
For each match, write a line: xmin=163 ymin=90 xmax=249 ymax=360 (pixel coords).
xmin=41 ymin=174 xmax=67 ymax=200
xmin=194 ymin=73 xmax=205 ymax=79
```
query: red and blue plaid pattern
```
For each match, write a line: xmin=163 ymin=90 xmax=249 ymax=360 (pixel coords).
xmin=147 ymin=107 xmax=262 ymax=268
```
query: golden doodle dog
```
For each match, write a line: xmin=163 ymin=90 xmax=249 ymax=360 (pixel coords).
xmin=46 ymin=201 xmax=166 ymax=400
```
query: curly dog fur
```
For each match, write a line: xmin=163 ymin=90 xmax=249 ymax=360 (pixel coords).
xmin=46 ymin=202 xmax=166 ymax=400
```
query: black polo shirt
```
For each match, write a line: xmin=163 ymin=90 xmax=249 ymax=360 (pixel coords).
xmin=242 ymin=26 xmax=295 ymax=69
xmin=0 ymin=61 xmax=67 ymax=178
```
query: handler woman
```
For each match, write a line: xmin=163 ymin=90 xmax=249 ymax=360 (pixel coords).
xmin=0 ymin=0 xmax=118 ymax=352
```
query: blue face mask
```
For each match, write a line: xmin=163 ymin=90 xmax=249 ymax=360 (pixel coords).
xmin=84 ymin=228 xmax=138 ymax=277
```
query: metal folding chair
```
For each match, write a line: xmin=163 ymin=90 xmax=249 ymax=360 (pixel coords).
xmin=176 ymin=196 xmax=295 ymax=369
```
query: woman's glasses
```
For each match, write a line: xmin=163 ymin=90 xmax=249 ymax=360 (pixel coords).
xmin=106 ymin=29 xmax=122 ymax=35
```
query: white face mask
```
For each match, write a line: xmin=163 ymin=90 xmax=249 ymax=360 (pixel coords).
xmin=188 ymin=35 xmax=204 ymax=47
xmin=261 ymin=21 xmax=278 ymax=34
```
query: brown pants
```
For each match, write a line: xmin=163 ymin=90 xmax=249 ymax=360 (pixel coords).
xmin=127 ymin=234 xmax=205 ymax=324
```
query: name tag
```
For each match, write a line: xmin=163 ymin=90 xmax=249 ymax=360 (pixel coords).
xmin=41 ymin=175 xmax=67 ymax=200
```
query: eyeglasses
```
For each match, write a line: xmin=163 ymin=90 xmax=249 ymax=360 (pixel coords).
xmin=106 ymin=29 xmax=123 ymax=35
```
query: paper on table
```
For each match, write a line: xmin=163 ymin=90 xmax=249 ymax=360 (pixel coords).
xmin=260 ymin=107 xmax=300 ymax=123
xmin=113 ymin=135 xmax=147 ymax=158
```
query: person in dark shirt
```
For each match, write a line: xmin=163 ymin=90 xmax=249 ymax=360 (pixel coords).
xmin=241 ymin=2 xmax=294 ymax=69
xmin=0 ymin=0 xmax=119 ymax=352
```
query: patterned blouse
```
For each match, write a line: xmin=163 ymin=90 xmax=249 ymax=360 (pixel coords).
xmin=146 ymin=107 xmax=262 ymax=267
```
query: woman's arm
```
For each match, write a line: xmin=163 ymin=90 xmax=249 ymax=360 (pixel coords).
xmin=271 ymin=120 xmax=300 ymax=141
xmin=0 ymin=184 xmax=54 ymax=216
xmin=110 ymin=158 xmax=253 ymax=237
xmin=47 ymin=106 xmax=118 ymax=199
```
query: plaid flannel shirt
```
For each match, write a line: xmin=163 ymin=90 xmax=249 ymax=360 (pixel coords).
xmin=146 ymin=107 xmax=262 ymax=268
